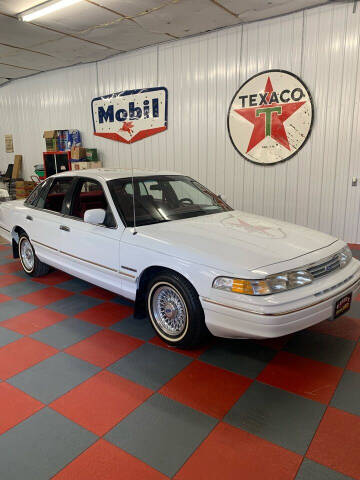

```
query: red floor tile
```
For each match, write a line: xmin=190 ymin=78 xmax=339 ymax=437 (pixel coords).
xmin=0 ymin=262 xmax=23 ymax=273
xmin=0 ymin=337 xmax=57 ymax=380
xmin=82 ymin=286 xmax=117 ymax=301
xmin=0 ymin=274 xmax=24 ymax=288
xmin=0 ymin=382 xmax=43 ymax=434
xmin=258 ymin=351 xmax=342 ymax=404
xmin=0 ymin=245 xmax=11 ymax=251
xmin=75 ymin=302 xmax=134 ymax=327
xmin=18 ymin=287 xmax=74 ymax=307
xmin=160 ymin=360 xmax=252 ymax=418
xmin=1 ymin=308 xmax=67 ymax=335
xmin=0 ymin=293 xmax=11 ymax=303
xmin=175 ymin=422 xmax=302 ymax=480
xmin=53 ymin=439 xmax=167 ymax=480
xmin=50 ymin=370 xmax=153 ymax=436
xmin=150 ymin=335 xmax=213 ymax=358
xmin=309 ymin=316 xmax=360 ymax=341
xmin=32 ymin=270 xmax=72 ymax=286
xmin=347 ymin=342 xmax=360 ymax=373
xmin=307 ymin=407 xmax=360 ymax=480
xmin=65 ymin=330 xmax=143 ymax=368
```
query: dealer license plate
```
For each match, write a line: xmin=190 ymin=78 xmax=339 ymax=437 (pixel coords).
xmin=333 ymin=293 xmax=352 ymax=319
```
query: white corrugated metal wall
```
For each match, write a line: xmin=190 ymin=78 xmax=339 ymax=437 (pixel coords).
xmin=0 ymin=2 xmax=360 ymax=241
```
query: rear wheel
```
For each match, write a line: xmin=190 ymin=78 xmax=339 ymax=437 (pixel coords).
xmin=147 ymin=272 xmax=207 ymax=348
xmin=18 ymin=235 xmax=50 ymax=277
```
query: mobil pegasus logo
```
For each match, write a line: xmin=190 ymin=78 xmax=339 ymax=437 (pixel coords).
xmin=91 ymin=87 xmax=168 ymax=144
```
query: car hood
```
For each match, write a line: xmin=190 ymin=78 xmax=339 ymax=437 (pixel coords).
xmin=134 ymin=210 xmax=338 ymax=274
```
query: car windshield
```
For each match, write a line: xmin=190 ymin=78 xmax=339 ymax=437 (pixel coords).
xmin=108 ymin=175 xmax=232 ymax=227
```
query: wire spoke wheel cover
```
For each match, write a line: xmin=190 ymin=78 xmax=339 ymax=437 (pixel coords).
xmin=20 ymin=237 xmax=34 ymax=273
xmin=149 ymin=282 xmax=188 ymax=339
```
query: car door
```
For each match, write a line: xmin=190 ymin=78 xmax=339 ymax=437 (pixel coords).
xmin=58 ymin=176 xmax=125 ymax=294
xmin=25 ymin=176 xmax=75 ymax=266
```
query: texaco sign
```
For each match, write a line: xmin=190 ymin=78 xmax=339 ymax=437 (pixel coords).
xmin=227 ymin=70 xmax=313 ymax=164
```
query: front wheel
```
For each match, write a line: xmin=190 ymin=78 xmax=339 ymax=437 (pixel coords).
xmin=147 ymin=273 xmax=207 ymax=349
xmin=18 ymin=235 xmax=50 ymax=277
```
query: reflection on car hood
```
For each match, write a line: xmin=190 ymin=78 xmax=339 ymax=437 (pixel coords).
xmin=133 ymin=210 xmax=338 ymax=274
xmin=137 ymin=210 xmax=336 ymax=272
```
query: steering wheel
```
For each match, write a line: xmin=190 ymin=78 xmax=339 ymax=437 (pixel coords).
xmin=179 ymin=197 xmax=194 ymax=206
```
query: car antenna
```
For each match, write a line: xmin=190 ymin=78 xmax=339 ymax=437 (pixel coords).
xmin=130 ymin=144 xmax=137 ymax=235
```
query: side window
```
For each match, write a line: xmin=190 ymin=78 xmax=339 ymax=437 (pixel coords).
xmin=143 ymin=180 xmax=163 ymax=200
xmin=25 ymin=181 xmax=46 ymax=207
xmin=41 ymin=177 xmax=73 ymax=213
xmin=70 ymin=179 xmax=116 ymax=228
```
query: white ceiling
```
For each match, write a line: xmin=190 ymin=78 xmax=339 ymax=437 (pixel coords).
xmin=0 ymin=0 xmax=329 ymax=83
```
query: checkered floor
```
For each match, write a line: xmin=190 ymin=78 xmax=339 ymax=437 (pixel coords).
xmin=0 ymin=242 xmax=359 ymax=480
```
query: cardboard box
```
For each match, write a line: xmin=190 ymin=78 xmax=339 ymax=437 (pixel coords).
xmin=86 ymin=148 xmax=98 ymax=162
xmin=71 ymin=161 xmax=102 ymax=171
xmin=71 ymin=146 xmax=87 ymax=160
xmin=43 ymin=131 xmax=59 ymax=152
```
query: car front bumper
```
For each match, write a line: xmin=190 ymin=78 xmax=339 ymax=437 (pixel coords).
xmin=200 ymin=259 xmax=360 ymax=339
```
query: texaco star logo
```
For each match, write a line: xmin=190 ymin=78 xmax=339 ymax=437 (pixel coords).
xmin=227 ymin=70 xmax=313 ymax=164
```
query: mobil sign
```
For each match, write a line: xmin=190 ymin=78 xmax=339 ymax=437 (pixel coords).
xmin=91 ymin=87 xmax=168 ymax=144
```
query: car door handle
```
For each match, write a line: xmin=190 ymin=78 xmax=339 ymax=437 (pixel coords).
xmin=26 ymin=215 xmax=33 ymax=221
xmin=60 ymin=225 xmax=70 ymax=232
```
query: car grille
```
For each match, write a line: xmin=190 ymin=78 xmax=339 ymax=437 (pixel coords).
xmin=307 ymin=254 xmax=341 ymax=279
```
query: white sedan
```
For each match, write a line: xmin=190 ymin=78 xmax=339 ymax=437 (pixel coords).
xmin=0 ymin=169 xmax=359 ymax=348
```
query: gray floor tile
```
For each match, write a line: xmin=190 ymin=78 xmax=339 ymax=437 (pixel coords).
xmin=0 ymin=408 xmax=97 ymax=480
xmin=30 ymin=318 xmax=102 ymax=350
xmin=348 ymin=298 xmax=360 ymax=318
xmin=47 ymin=294 xmax=101 ymax=316
xmin=0 ymin=326 xmax=22 ymax=347
xmin=199 ymin=339 xmax=276 ymax=378
xmin=0 ymin=299 xmax=36 ymax=322
xmin=108 ymin=343 xmax=192 ymax=390
xmin=105 ymin=393 xmax=217 ymax=477
xmin=110 ymin=315 xmax=155 ymax=341
xmin=57 ymin=278 xmax=93 ymax=293
xmin=13 ymin=270 xmax=33 ymax=279
xmin=350 ymin=249 xmax=360 ymax=260
xmin=285 ymin=330 xmax=355 ymax=368
xmin=0 ymin=257 xmax=16 ymax=265
xmin=330 ymin=370 xmax=360 ymax=416
xmin=111 ymin=296 xmax=134 ymax=307
xmin=0 ymin=280 xmax=46 ymax=298
xmin=8 ymin=352 xmax=100 ymax=403
xmin=296 ymin=458 xmax=353 ymax=480
xmin=224 ymin=381 xmax=325 ymax=454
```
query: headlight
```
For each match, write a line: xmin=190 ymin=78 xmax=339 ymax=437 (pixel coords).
xmin=339 ymin=245 xmax=352 ymax=268
xmin=212 ymin=270 xmax=313 ymax=296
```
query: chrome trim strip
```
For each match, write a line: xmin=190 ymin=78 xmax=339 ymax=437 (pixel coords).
xmin=202 ymin=277 xmax=360 ymax=317
xmin=121 ymin=265 xmax=137 ymax=273
xmin=59 ymin=249 xmax=136 ymax=278
xmin=32 ymin=240 xmax=57 ymax=251
xmin=59 ymin=250 xmax=118 ymax=272
xmin=118 ymin=270 xmax=136 ymax=279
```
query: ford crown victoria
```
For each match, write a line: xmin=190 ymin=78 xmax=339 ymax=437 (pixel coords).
xmin=0 ymin=169 xmax=359 ymax=348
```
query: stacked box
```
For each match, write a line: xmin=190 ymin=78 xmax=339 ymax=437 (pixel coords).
xmin=65 ymin=130 xmax=81 ymax=150
xmin=71 ymin=161 xmax=102 ymax=171
xmin=43 ymin=131 xmax=59 ymax=152
xmin=86 ymin=148 xmax=98 ymax=162
xmin=15 ymin=180 xmax=36 ymax=199
xmin=71 ymin=146 xmax=87 ymax=160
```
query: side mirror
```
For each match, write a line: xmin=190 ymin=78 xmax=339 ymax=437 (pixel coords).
xmin=84 ymin=208 xmax=106 ymax=225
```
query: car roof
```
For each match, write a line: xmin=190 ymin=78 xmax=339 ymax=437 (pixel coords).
xmin=54 ymin=168 xmax=183 ymax=181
